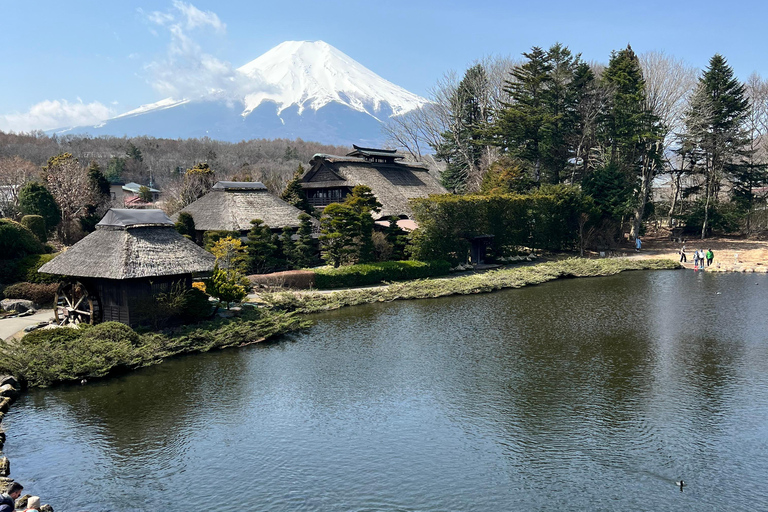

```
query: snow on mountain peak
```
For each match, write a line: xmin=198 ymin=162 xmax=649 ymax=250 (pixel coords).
xmin=236 ymin=40 xmax=427 ymax=117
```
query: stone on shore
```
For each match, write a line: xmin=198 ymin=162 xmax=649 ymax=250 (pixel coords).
xmin=0 ymin=299 xmax=35 ymax=314
xmin=0 ymin=385 xmax=19 ymax=402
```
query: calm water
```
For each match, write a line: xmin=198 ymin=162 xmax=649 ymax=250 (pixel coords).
xmin=5 ymin=270 xmax=768 ymax=511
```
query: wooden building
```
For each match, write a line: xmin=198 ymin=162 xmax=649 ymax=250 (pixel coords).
xmin=38 ymin=209 xmax=216 ymax=327
xmin=300 ymin=145 xmax=447 ymax=219
xmin=173 ymin=181 xmax=315 ymax=241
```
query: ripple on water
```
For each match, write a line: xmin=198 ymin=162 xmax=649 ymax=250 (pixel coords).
xmin=4 ymin=271 xmax=768 ymax=511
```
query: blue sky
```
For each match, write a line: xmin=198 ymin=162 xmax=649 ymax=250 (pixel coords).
xmin=2 ymin=0 xmax=767 ymax=132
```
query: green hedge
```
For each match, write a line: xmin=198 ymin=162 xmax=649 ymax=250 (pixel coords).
xmin=0 ymin=309 xmax=312 ymax=387
xmin=313 ymin=260 xmax=451 ymax=289
xmin=409 ymin=185 xmax=595 ymax=264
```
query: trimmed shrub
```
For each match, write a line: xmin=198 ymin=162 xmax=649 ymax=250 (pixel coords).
xmin=249 ymin=270 xmax=316 ymax=289
xmin=313 ymin=260 xmax=451 ymax=289
xmin=0 ymin=219 xmax=45 ymax=260
xmin=17 ymin=182 xmax=60 ymax=233
xmin=20 ymin=215 xmax=47 ymax=243
xmin=13 ymin=254 xmax=60 ymax=284
xmin=3 ymin=282 xmax=58 ymax=306
xmin=175 ymin=212 xmax=196 ymax=240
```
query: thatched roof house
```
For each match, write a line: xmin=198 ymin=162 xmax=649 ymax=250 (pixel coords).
xmin=174 ymin=181 xmax=312 ymax=236
xmin=300 ymin=145 xmax=447 ymax=219
xmin=39 ymin=209 xmax=215 ymax=326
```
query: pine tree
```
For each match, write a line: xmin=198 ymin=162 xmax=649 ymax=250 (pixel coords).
xmin=600 ymin=45 xmax=662 ymax=239
xmin=17 ymin=182 xmax=60 ymax=232
xmin=682 ymin=54 xmax=750 ymax=238
xmin=435 ymin=64 xmax=491 ymax=192
xmin=281 ymin=164 xmax=314 ymax=215
xmin=293 ymin=213 xmax=317 ymax=268
xmin=385 ymin=216 xmax=408 ymax=261
xmin=246 ymin=219 xmax=278 ymax=274
xmin=281 ymin=226 xmax=297 ymax=268
xmin=495 ymin=44 xmax=585 ymax=184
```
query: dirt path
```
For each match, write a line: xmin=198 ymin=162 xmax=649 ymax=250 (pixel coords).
xmin=616 ymin=234 xmax=768 ymax=273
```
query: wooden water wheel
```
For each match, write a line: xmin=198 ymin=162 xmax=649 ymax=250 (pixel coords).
xmin=54 ymin=281 xmax=101 ymax=326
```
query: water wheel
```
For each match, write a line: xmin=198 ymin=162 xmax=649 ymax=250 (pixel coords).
xmin=54 ymin=281 xmax=100 ymax=326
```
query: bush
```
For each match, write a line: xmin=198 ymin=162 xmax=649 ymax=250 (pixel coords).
xmin=175 ymin=212 xmax=196 ymax=240
xmin=3 ymin=282 xmax=58 ymax=306
xmin=0 ymin=219 xmax=45 ymax=260
xmin=313 ymin=260 xmax=451 ymax=289
xmin=17 ymin=182 xmax=60 ymax=233
xmin=13 ymin=254 xmax=60 ymax=284
xmin=133 ymin=283 xmax=213 ymax=328
xmin=249 ymin=270 xmax=316 ymax=289
xmin=0 ymin=308 xmax=312 ymax=387
xmin=20 ymin=215 xmax=46 ymax=243
xmin=7 ymin=323 xmax=139 ymax=386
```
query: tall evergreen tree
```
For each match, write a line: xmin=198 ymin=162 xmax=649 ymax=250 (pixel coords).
xmin=281 ymin=164 xmax=315 ymax=215
xmin=682 ymin=54 xmax=750 ymax=238
xmin=495 ymin=44 xmax=586 ymax=184
xmin=435 ymin=64 xmax=491 ymax=192
xmin=600 ymin=45 xmax=662 ymax=239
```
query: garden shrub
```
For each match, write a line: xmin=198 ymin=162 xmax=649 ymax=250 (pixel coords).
xmin=13 ymin=253 xmax=60 ymax=284
xmin=3 ymin=282 xmax=58 ymax=306
xmin=20 ymin=215 xmax=47 ymax=243
xmin=0 ymin=219 xmax=45 ymax=260
xmin=313 ymin=260 xmax=451 ymax=289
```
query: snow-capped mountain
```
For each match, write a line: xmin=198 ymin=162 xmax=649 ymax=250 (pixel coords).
xmin=58 ymin=41 xmax=427 ymax=145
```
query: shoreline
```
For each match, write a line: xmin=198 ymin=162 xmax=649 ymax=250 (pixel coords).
xmin=260 ymin=257 xmax=682 ymax=314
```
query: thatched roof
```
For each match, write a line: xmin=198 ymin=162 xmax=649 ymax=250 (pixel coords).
xmin=39 ymin=209 xmax=216 ymax=279
xmin=174 ymin=181 xmax=310 ymax=231
xmin=302 ymin=154 xmax=447 ymax=219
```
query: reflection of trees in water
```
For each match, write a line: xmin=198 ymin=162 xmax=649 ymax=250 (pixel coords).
xmin=30 ymin=348 xmax=255 ymax=457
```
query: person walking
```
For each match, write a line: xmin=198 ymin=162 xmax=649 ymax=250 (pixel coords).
xmin=680 ymin=245 xmax=687 ymax=263
xmin=635 ymin=236 xmax=642 ymax=252
xmin=706 ymin=248 xmax=714 ymax=266
xmin=693 ymin=249 xmax=700 ymax=269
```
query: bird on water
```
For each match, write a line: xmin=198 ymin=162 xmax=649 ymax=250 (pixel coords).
xmin=676 ymin=480 xmax=685 ymax=492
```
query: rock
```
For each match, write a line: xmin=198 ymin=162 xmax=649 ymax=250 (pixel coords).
xmin=0 ymin=478 xmax=14 ymax=492
xmin=0 ymin=457 xmax=9 ymax=477
xmin=0 ymin=384 xmax=19 ymax=402
xmin=0 ymin=299 xmax=35 ymax=314
xmin=23 ymin=322 xmax=48 ymax=333
xmin=0 ymin=385 xmax=18 ymax=402
xmin=40 ymin=504 xmax=54 ymax=512
xmin=0 ymin=376 xmax=18 ymax=390
xmin=0 ymin=397 xmax=11 ymax=413
xmin=15 ymin=494 xmax=29 ymax=509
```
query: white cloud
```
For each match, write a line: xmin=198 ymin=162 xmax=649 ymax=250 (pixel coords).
xmin=172 ymin=0 xmax=226 ymax=33
xmin=140 ymin=1 xmax=261 ymax=102
xmin=0 ymin=99 xmax=115 ymax=133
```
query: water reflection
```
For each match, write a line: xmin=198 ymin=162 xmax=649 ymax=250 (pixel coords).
xmin=6 ymin=271 xmax=768 ymax=511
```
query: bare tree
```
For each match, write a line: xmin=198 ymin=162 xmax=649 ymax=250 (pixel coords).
xmin=0 ymin=156 xmax=38 ymax=218
xmin=43 ymin=153 xmax=96 ymax=243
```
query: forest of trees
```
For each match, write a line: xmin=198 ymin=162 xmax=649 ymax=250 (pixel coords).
xmin=0 ymin=131 xmax=348 ymax=198
xmin=384 ymin=45 xmax=768 ymax=240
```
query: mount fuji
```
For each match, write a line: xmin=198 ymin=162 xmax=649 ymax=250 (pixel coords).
xmin=56 ymin=41 xmax=427 ymax=146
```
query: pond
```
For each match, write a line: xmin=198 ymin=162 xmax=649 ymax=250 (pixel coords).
xmin=5 ymin=270 xmax=768 ymax=511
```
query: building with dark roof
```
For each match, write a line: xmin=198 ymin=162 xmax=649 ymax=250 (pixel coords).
xmin=300 ymin=145 xmax=447 ymax=219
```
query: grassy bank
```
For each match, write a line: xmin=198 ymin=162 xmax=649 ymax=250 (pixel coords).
xmin=0 ymin=308 xmax=311 ymax=388
xmin=262 ymin=258 xmax=681 ymax=314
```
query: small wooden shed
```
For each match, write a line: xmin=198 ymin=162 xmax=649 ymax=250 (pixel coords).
xmin=38 ymin=209 xmax=216 ymax=327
